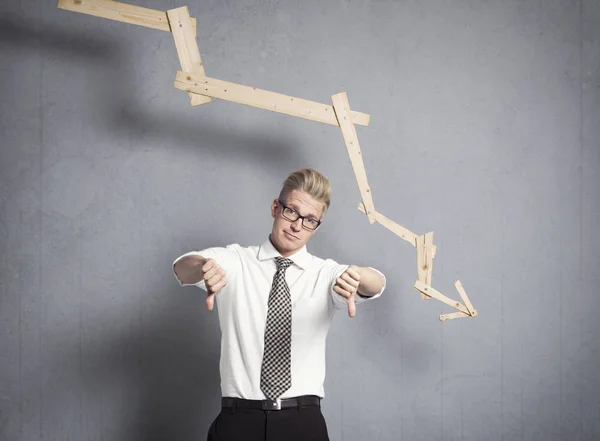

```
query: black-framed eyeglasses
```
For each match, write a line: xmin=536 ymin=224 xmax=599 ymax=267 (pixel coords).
xmin=277 ymin=200 xmax=322 ymax=231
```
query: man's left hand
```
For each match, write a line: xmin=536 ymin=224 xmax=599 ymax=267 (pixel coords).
xmin=333 ymin=265 xmax=361 ymax=318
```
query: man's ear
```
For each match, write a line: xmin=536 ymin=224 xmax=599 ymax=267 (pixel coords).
xmin=271 ymin=199 xmax=279 ymax=218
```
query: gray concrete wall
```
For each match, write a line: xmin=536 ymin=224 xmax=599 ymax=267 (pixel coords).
xmin=1 ymin=0 xmax=599 ymax=440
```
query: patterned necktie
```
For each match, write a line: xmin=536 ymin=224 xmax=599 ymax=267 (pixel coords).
xmin=260 ymin=256 xmax=294 ymax=400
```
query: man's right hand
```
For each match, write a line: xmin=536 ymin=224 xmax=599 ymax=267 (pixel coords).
xmin=202 ymin=258 xmax=228 ymax=311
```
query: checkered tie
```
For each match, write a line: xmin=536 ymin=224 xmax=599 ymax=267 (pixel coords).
xmin=260 ymin=257 xmax=294 ymax=400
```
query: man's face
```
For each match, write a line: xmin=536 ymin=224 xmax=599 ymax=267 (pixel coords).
xmin=270 ymin=189 xmax=324 ymax=257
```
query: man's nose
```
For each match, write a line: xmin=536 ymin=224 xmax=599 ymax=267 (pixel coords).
xmin=291 ymin=218 xmax=302 ymax=231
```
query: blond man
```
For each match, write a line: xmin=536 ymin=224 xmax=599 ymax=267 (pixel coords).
xmin=173 ymin=168 xmax=386 ymax=441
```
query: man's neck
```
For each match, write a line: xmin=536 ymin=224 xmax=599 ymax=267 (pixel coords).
xmin=269 ymin=234 xmax=300 ymax=258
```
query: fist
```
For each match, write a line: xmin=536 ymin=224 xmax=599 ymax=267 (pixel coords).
xmin=333 ymin=265 xmax=361 ymax=318
xmin=202 ymin=258 xmax=228 ymax=311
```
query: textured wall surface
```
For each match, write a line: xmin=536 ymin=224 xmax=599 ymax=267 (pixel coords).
xmin=1 ymin=1 xmax=599 ymax=440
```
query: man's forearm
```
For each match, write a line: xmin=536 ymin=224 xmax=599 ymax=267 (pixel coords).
xmin=174 ymin=254 xmax=207 ymax=285
xmin=356 ymin=266 xmax=385 ymax=297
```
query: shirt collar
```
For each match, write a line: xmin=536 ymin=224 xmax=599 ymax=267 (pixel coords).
xmin=258 ymin=236 xmax=312 ymax=270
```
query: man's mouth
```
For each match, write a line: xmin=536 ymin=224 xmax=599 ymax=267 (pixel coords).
xmin=284 ymin=231 xmax=298 ymax=240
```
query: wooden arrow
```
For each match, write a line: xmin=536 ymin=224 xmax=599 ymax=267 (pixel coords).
xmin=57 ymin=0 xmax=478 ymax=322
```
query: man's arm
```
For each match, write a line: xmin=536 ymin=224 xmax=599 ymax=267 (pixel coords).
xmin=173 ymin=254 xmax=208 ymax=285
xmin=173 ymin=254 xmax=229 ymax=311
xmin=356 ymin=266 xmax=386 ymax=298
xmin=333 ymin=265 xmax=386 ymax=317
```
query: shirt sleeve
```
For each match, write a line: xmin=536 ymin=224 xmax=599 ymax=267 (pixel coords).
xmin=322 ymin=259 xmax=386 ymax=310
xmin=172 ymin=244 xmax=241 ymax=290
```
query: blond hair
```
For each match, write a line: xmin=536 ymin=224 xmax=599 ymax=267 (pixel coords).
xmin=279 ymin=168 xmax=331 ymax=216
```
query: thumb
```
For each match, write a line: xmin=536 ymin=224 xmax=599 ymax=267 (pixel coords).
xmin=206 ymin=292 xmax=216 ymax=311
xmin=347 ymin=294 xmax=356 ymax=318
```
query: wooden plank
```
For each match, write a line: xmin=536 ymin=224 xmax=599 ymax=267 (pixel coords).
xmin=416 ymin=233 xmax=434 ymax=299
xmin=413 ymin=280 xmax=470 ymax=315
xmin=357 ymin=203 xmax=417 ymax=245
xmin=416 ymin=235 xmax=427 ymax=300
xmin=454 ymin=280 xmax=477 ymax=316
xmin=166 ymin=7 xmax=211 ymax=106
xmin=439 ymin=311 xmax=471 ymax=321
xmin=174 ymin=71 xmax=372 ymax=127
xmin=424 ymin=231 xmax=434 ymax=287
xmin=357 ymin=203 xmax=437 ymax=257
xmin=331 ymin=92 xmax=376 ymax=224
xmin=57 ymin=0 xmax=197 ymax=35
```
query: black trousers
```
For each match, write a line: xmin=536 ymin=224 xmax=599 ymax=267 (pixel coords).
xmin=206 ymin=403 xmax=330 ymax=441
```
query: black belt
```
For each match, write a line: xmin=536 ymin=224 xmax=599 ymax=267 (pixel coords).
xmin=222 ymin=395 xmax=321 ymax=411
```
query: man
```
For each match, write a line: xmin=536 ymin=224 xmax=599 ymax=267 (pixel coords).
xmin=173 ymin=168 xmax=386 ymax=441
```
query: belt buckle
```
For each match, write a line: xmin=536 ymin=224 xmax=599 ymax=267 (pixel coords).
xmin=263 ymin=398 xmax=282 ymax=411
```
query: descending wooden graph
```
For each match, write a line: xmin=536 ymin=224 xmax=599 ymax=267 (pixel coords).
xmin=57 ymin=0 xmax=477 ymax=321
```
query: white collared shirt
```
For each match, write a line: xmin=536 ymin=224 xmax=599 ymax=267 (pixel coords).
xmin=173 ymin=238 xmax=385 ymax=399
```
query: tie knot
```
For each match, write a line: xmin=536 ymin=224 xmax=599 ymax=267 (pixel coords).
xmin=275 ymin=257 xmax=294 ymax=271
